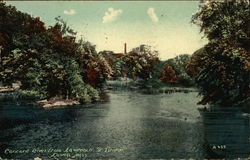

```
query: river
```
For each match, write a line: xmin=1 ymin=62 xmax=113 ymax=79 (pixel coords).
xmin=0 ymin=90 xmax=249 ymax=159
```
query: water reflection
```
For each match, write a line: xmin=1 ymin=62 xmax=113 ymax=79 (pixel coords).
xmin=200 ymin=106 xmax=250 ymax=159
xmin=1 ymin=90 xmax=249 ymax=159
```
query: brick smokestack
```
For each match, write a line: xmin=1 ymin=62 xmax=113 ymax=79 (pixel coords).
xmin=124 ymin=43 xmax=127 ymax=54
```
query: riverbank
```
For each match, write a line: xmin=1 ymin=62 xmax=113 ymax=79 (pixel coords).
xmin=37 ymin=98 xmax=80 ymax=108
xmin=0 ymin=80 xmax=198 ymax=108
xmin=0 ymin=82 xmax=21 ymax=93
xmin=0 ymin=88 xmax=80 ymax=108
xmin=0 ymin=86 xmax=16 ymax=93
xmin=0 ymin=86 xmax=18 ymax=93
xmin=107 ymin=80 xmax=197 ymax=94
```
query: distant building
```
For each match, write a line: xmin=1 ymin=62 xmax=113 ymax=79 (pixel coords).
xmin=111 ymin=43 xmax=127 ymax=57
xmin=132 ymin=44 xmax=151 ymax=52
xmin=111 ymin=53 xmax=123 ymax=58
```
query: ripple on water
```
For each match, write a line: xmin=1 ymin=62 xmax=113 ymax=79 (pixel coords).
xmin=0 ymin=90 xmax=249 ymax=159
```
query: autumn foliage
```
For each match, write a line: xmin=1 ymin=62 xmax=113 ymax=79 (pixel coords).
xmin=160 ymin=54 xmax=194 ymax=86
xmin=0 ymin=2 xmax=112 ymax=102
xmin=160 ymin=65 xmax=177 ymax=83
xmin=188 ymin=0 xmax=250 ymax=106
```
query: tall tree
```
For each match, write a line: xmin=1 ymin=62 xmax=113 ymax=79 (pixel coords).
xmin=188 ymin=0 xmax=250 ymax=106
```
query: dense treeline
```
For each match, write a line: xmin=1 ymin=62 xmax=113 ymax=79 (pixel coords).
xmin=100 ymin=46 xmax=194 ymax=87
xmin=100 ymin=45 xmax=159 ymax=80
xmin=1 ymin=1 xmax=248 ymax=110
xmin=187 ymin=0 xmax=250 ymax=106
xmin=0 ymin=2 xmax=189 ymax=104
xmin=0 ymin=2 xmax=112 ymax=102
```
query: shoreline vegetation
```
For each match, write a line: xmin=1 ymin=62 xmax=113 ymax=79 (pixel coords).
xmin=0 ymin=80 xmax=198 ymax=108
xmin=0 ymin=1 xmax=197 ymax=108
xmin=0 ymin=1 xmax=249 ymax=109
xmin=106 ymin=80 xmax=197 ymax=94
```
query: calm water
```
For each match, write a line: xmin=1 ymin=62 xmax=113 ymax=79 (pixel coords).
xmin=0 ymin=90 xmax=249 ymax=159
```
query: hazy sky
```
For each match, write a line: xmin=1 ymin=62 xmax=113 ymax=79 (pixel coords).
xmin=7 ymin=1 xmax=208 ymax=60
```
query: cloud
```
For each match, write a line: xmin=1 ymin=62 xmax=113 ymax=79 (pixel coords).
xmin=63 ymin=9 xmax=76 ymax=15
xmin=147 ymin=8 xmax=159 ymax=22
xmin=103 ymin=8 xmax=122 ymax=23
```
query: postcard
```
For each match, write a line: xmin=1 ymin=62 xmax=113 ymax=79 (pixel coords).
xmin=0 ymin=0 xmax=249 ymax=159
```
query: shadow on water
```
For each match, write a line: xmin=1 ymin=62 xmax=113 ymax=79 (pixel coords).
xmin=0 ymin=96 xmax=88 ymax=159
xmin=0 ymin=90 xmax=205 ymax=159
xmin=0 ymin=90 xmax=249 ymax=159
xmin=199 ymin=106 xmax=250 ymax=159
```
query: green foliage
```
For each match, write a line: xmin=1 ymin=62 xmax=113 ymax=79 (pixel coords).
xmin=65 ymin=58 xmax=99 ymax=103
xmin=161 ymin=54 xmax=195 ymax=86
xmin=150 ymin=60 xmax=166 ymax=80
xmin=0 ymin=2 xmax=111 ymax=103
xmin=54 ymin=16 xmax=77 ymax=36
xmin=16 ymin=90 xmax=45 ymax=100
xmin=112 ymin=59 xmax=126 ymax=78
xmin=122 ymin=45 xmax=160 ymax=79
xmin=101 ymin=48 xmax=193 ymax=87
xmin=192 ymin=0 xmax=250 ymax=47
xmin=100 ymin=45 xmax=159 ymax=81
xmin=195 ymin=40 xmax=249 ymax=106
xmin=0 ymin=90 xmax=44 ymax=101
xmin=76 ymin=41 xmax=113 ymax=87
xmin=100 ymin=50 xmax=125 ymax=78
xmin=190 ymin=0 xmax=250 ymax=106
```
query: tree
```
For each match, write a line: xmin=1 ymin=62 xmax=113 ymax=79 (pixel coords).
xmin=0 ymin=2 xmax=112 ymax=102
xmin=160 ymin=65 xmax=177 ymax=83
xmin=75 ymin=41 xmax=113 ymax=88
xmin=161 ymin=54 xmax=194 ymax=86
xmin=122 ymin=45 xmax=159 ymax=80
xmin=99 ymin=50 xmax=125 ymax=79
xmin=189 ymin=0 xmax=250 ymax=106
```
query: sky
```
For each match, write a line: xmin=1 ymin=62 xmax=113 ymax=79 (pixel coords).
xmin=7 ymin=1 xmax=208 ymax=60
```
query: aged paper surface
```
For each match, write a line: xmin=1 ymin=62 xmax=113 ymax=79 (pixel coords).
xmin=0 ymin=0 xmax=249 ymax=159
